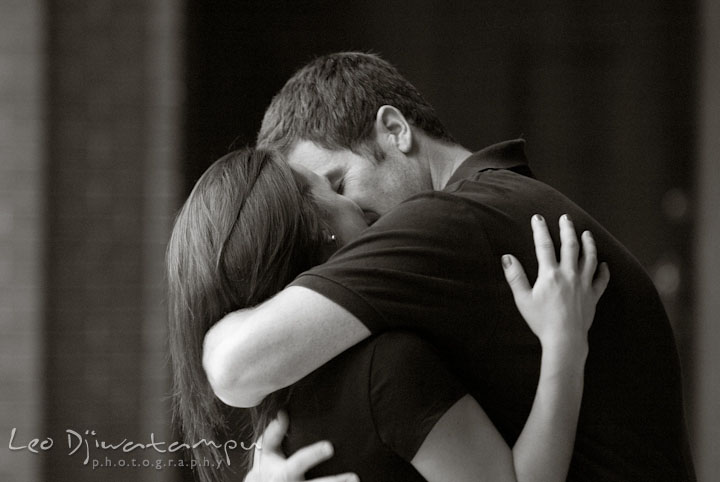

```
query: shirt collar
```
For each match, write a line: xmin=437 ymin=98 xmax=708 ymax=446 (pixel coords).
xmin=446 ymin=139 xmax=530 ymax=186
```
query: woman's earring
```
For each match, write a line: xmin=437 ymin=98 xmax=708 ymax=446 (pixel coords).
xmin=325 ymin=232 xmax=337 ymax=245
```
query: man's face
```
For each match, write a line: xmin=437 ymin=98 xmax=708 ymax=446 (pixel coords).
xmin=287 ymin=140 xmax=428 ymax=225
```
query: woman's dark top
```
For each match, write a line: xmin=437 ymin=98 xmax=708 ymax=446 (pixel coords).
xmin=282 ymin=332 xmax=466 ymax=482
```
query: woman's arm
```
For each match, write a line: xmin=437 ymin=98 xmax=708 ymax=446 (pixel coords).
xmin=411 ymin=214 xmax=609 ymax=482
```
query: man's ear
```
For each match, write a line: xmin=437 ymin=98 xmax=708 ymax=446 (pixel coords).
xmin=374 ymin=105 xmax=412 ymax=154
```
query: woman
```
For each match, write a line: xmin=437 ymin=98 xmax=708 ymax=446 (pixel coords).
xmin=166 ymin=147 xmax=609 ymax=482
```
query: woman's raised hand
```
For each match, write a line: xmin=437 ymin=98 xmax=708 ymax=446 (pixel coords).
xmin=502 ymin=214 xmax=610 ymax=352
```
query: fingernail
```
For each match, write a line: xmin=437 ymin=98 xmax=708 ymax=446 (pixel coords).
xmin=563 ymin=213 xmax=572 ymax=223
xmin=502 ymin=255 xmax=512 ymax=268
xmin=323 ymin=441 xmax=334 ymax=456
xmin=346 ymin=475 xmax=360 ymax=482
xmin=533 ymin=214 xmax=544 ymax=222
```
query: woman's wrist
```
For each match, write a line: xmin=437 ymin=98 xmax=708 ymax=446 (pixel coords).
xmin=540 ymin=330 xmax=588 ymax=354
xmin=540 ymin=335 xmax=589 ymax=376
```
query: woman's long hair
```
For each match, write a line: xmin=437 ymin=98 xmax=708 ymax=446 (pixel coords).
xmin=166 ymin=148 xmax=327 ymax=481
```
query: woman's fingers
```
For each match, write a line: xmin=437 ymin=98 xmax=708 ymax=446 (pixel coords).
xmin=254 ymin=410 xmax=289 ymax=465
xmin=559 ymin=214 xmax=579 ymax=272
xmin=502 ymin=254 xmax=531 ymax=300
xmin=592 ymin=262 xmax=611 ymax=299
xmin=532 ymin=214 xmax=557 ymax=272
xmin=264 ymin=410 xmax=289 ymax=447
xmin=249 ymin=410 xmax=359 ymax=481
xmin=286 ymin=440 xmax=337 ymax=477
xmin=580 ymin=230 xmax=598 ymax=285
xmin=525 ymin=214 xmax=606 ymax=295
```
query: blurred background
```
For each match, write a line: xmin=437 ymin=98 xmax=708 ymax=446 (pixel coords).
xmin=1 ymin=0 xmax=717 ymax=480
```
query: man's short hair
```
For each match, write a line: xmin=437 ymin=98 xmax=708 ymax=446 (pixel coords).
xmin=257 ymin=52 xmax=455 ymax=155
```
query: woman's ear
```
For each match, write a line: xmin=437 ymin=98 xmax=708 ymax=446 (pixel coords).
xmin=374 ymin=105 xmax=413 ymax=154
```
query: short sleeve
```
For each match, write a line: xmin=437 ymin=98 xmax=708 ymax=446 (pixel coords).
xmin=289 ymin=192 xmax=501 ymax=341
xmin=368 ymin=333 xmax=467 ymax=461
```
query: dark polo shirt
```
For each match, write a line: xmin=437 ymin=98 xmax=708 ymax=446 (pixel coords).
xmin=291 ymin=140 xmax=695 ymax=481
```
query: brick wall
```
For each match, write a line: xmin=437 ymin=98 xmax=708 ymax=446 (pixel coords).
xmin=0 ymin=1 xmax=45 ymax=480
xmin=43 ymin=1 xmax=182 ymax=481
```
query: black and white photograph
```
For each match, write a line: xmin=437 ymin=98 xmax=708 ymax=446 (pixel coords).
xmin=1 ymin=1 xmax=717 ymax=481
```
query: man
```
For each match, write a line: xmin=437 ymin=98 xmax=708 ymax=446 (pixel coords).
xmin=204 ymin=52 xmax=695 ymax=480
